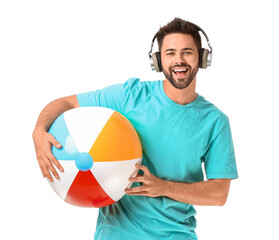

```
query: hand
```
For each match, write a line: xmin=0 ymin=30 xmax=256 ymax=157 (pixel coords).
xmin=33 ymin=130 xmax=64 ymax=182
xmin=125 ymin=164 xmax=166 ymax=197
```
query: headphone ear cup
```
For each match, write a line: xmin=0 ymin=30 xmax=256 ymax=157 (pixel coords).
xmin=199 ymin=48 xmax=209 ymax=69
xmin=152 ymin=52 xmax=162 ymax=72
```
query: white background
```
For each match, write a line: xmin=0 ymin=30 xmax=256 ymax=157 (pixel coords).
xmin=1 ymin=0 xmax=278 ymax=239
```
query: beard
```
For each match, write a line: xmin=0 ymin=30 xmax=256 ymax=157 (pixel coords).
xmin=163 ymin=63 xmax=199 ymax=90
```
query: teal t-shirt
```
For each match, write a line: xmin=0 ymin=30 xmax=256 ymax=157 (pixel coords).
xmin=77 ymin=78 xmax=238 ymax=240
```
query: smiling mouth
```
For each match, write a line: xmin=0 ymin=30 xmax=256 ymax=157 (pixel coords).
xmin=172 ymin=68 xmax=189 ymax=77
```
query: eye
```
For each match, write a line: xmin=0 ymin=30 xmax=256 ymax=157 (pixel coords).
xmin=184 ymin=51 xmax=192 ymax=55
xmin=166 ymin=52 xmax=175 ymax=56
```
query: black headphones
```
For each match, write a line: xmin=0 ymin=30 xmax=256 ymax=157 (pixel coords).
xmin=148 ymin=21 xmax=213 ymax=72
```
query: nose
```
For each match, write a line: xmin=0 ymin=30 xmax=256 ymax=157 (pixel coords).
xmin=175 ymin=53 xmax=186 ymax=65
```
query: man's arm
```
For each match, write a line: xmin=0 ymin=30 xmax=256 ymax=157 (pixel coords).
xmin=163 ymin=178 xmax=231 ymax=206
xmin=32 ymin=95 xmax=79 ymax=182
xmin=125 ymin=164 xmax=231 ymax=206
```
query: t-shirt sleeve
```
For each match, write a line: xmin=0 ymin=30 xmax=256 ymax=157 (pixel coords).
xmin=203 ymin=119 xmax=238 ymax=180
xmin=76 ymin=78 xmax=139 ymax=113
xmin=76 ymin=83 xmax=125 ymax=112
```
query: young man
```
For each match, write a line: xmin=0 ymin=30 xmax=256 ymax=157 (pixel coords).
xmin=33 ymin=18 xmax=238 ymax=240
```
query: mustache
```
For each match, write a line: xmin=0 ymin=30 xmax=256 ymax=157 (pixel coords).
xmin=170 ymin=63 xmax=191 ymax=70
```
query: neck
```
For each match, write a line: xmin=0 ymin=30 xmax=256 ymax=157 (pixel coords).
xmin=163 ymin=78 xmax=198 ymax=105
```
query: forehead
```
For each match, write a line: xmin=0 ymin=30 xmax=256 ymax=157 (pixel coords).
xmin=161 ymin=33 xmax=197 ymax=51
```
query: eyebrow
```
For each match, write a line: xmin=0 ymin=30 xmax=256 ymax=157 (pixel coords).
xmin=164 ymin=47 xmax=194 ymax=53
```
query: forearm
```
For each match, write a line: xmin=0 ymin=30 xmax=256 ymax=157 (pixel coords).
xmin=32 ymin=95 xmax=79 ymax=181
xmin=162 ymin=179 xmax=231 ymax=206
xmin=33 ymin=95 xmax=79 ymax=134
xmin=126 ymin=165 xmax=231 ymax=206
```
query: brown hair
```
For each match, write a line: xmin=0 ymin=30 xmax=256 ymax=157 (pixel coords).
xmin=156 ymin=18 xmax=201 ymax=53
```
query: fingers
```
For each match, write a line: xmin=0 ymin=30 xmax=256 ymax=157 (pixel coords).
xmin=39 ymin=157 xmax=61 ymax=182
xmin=126 ymin=164 xmax=164 ymax=198
xmin=129 ymin=176 xmax=145 ymax=183
xmin=125 ymin=186 xmax=147 ymax=195
xmin=48 ymin=153 xmax=64 ymax=173
xmin=47 ymin=162 xmax=60 ymax=181
xmin=47 ymin=133 xmax=64 ymax=173
xmin=38 ymin=158 xmax=54 ymax=182
xmin=135 ymin=164 xmax=150 ymax=174
xmin=34 ymin=132 xmax=63 ymax=182
xmin=48 ymin=133 xmax=62 ymax=149
xmin=128 ymin=164 xmax=150 ymax=183
xmin=126 ymin=165 xmax=147 ymax=195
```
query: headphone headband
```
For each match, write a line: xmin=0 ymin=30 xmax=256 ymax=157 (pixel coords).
xmin=189 ymin=22 xmax=213 ymax=53
xmin=149 ymin=21 xmax=213 ymax=71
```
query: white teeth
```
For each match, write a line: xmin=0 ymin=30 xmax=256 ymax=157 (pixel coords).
xmin=174 ymin=69 xmax=187 ymax=72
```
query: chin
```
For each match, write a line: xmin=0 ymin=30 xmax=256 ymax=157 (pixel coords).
xmin=169 ymin=77 xmax=193 ymax=90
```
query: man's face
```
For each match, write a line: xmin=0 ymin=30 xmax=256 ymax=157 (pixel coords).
xmin=161 ymin=33 xmax=199 ymax=89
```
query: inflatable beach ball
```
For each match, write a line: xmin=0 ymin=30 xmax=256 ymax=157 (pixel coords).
xmin=48 ymin=107 xmax=142 ymax=208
